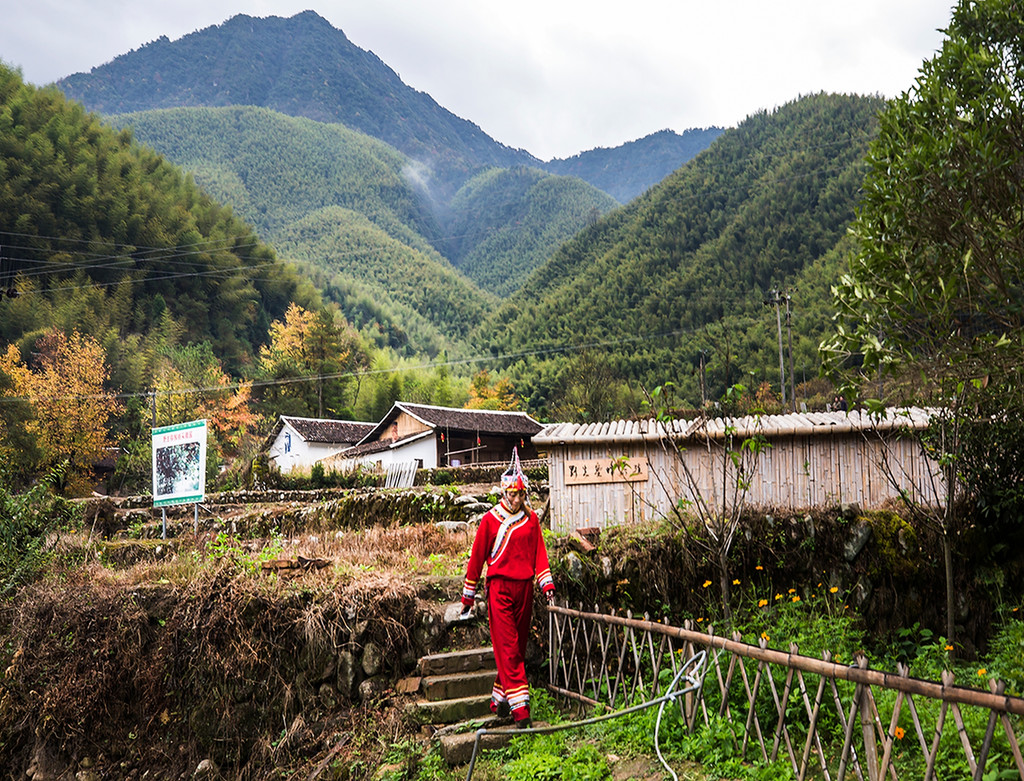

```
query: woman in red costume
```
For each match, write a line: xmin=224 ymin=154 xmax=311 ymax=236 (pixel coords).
xmin=460 ymin=449 xmax=554 ymax=728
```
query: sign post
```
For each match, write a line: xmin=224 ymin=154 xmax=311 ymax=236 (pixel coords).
xmin=151 ymin=419 xmax=208 ymax=539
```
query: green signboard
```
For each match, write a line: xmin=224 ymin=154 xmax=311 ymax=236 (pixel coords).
xmin=152 ymin=419 xmax=207 ymax=507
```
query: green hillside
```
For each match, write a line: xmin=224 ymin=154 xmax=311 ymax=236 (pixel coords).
xmin=111 ymin=105 xmax=497 ymax=355
xmin=0 ymin=66 xmax=306 ymax=374
xmin=272 ymin=206 xmax=496 ymax=357
xmin=442 ymin=167 xmax=620 ymax=296
xmin=480 ymin=93 xmax=884 ymax=416
xmin=111 ymin=105 xmax=438 ymax=243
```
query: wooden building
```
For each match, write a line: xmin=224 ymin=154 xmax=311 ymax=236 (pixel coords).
xmin=533 ymin=408 xmax=944 ymax=535
xmin=320 ymin=402 xmax=543 ymax=473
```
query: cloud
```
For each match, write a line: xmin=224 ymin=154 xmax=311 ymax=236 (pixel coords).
xmin=0 ymin=0 xmax=955 ymax=160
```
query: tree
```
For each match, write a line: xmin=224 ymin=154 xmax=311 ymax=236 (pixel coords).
xmin=0 ymin=330 xmax=121 ymax=494
xmin=821 ymin=0 xmax=1023 ymax=394
xmin=465 ymin=370 xmax=521 ymax=411
xmin=820 ymin=0 xmax=1024 ymax=652
xmin=258 ymin=303 xmax=368 ymax=418
xmin=643 ymin=383 xmax=769 ymax=621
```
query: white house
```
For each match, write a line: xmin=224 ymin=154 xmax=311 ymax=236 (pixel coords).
xmin=266 ymin=416 xmax=376 ymax=474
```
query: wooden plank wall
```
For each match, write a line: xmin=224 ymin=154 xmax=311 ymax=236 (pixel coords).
xmin=547 ymin=432 xmax=946 ymax=534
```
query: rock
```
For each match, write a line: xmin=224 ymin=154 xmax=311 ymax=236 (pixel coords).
xmin=566 ymin=552 xmax=583 ymax=581
xmin=434 ymin=520 xmax=469 ymax=533
xmin=26 ymin=739 xmax=65 ymax=781
xmin=601 ymin=556 xmax=614 ymax=579
xmin=849 ymin=576 xmax=873 ymax=610
xmin=193 ymin=759 xmax=220 ymax=779
xmin=844 ymin=519 xmax=872 ymax=562
xmin=318 ymin=683 xmax=337 ymax=710
xmin=840 ymin=502 xmax=862 ymax=520
xmin=362 ymin=641 xmax=383 ymax=676
xmin=358 ymin=675 xmax=389 ymax=702
xmin=337 ymin=650 xmax=359 ymax=698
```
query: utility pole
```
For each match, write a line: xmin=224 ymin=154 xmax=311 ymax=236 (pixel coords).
xmin=765 ymin=290 xmax=786 ymax=406
xmin=698 ymin=349 xmax=709 ymax=407
xmin=785 ymin=294 xmax=795 ymax=412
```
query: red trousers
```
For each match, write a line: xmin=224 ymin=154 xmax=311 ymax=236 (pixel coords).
xmin=487 ymin=577 xmax=533 ymax=721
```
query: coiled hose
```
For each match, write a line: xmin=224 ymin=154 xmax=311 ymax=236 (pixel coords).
xmin=463 ymin=650 xmax=707 ymax=781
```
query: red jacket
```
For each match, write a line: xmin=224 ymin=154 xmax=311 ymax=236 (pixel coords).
xmin=461 ymin=500 xmax=554 ymax=605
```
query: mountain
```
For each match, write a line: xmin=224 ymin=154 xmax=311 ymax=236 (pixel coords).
xmin=54 ymin=11 xmax=719 ymax=205
xmin=108 ymin=105 xmax=619 ymax=350
xmin=55 ymin=11 xmax=539 ymax=199
xmin=0 ymin=65 xmax=305 ymax=375
xmin=441 ymin=167 xmax=619 ymax=296
xmin=110 ymin=105 xmax=493 ymax=356
xmin=480 ymin=93 xmax=885 ymax=416
xmin=544 ymin=128 xmax=726 ymax=203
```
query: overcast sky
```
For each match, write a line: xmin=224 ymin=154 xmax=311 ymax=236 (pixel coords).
xmin=2 ymin=0 xmax=955 ymax=161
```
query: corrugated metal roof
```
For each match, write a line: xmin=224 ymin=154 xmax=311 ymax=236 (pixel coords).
xmin=533 ymin=407 xmax=935 ymax=445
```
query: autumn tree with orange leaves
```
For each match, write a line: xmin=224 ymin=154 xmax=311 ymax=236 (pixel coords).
xmin=0 ymin=330 xmax=121 ymax=494
xmin=152 ymin=341 xmax=258 ymax=458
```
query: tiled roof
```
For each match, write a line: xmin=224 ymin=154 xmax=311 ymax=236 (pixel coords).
xmin=282 ymin=416 xmax=376 ymax=444
xmin=335 ymin=430 xmax=434 ymax=458
xmin=331 ymin=438 xmax=394 ymax=458
xmin=534 ymin=407 xmax=935 ymax=445
xmin=392 ymin=402 xmax=543 ymax=436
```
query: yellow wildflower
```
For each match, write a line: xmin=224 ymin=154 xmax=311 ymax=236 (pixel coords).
xmin=788 ymin=588 xmax=796 ymax=594
xmin=755 ymin=565 xmax=764 ymax=571
xmin=894 ymin=727 xmax=905 ymax=740
xmin=758 ymin=599 xmax=768 ymax=608
xmin=791 ymin=595 xmax=801 ymax=603
xmin=702 ymin=580 xmax=712 ymax=588
xmin=760 ymin=631 xmax=770 ymax=642
xmin=829 ymin=586 xmax=839 ymax=594
xmin=775 ymin=593 xmax=783 ymax=601
xmin=978 ymin=668 xmax=987 ymax=677
xmin=944 ymin=645 xmax=953 ymax=651
xmin=732 ymin=579 xmax=740 ymax=585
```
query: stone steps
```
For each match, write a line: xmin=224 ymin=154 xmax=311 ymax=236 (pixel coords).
xmin=402 ymin=645 xmax=519 ymax=765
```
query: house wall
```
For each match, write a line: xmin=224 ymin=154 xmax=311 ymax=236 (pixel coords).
xmin=392 ymin=412 xmax=432 ymax=441
xmin=545 ymin=431 xmax=946 ymax=534
xmin=268 ymin=424 xmax=350 ymax=474
xmin=323 ymin=435 xmax=439 ymax=473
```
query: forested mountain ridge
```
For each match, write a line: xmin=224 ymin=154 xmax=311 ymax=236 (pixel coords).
xmin=0 ymin=66 xmax=307 ymax=375
xmin=545 ymin=128 xmax=726 ymax=203
xmin=53 ymin=11 xmax=720 ymax=205
xmin=108 ymin=106 xmax=617 ymax=352
xmin=442 ymin=167 xmax=619 ymax=297
xmin=481 ymin=93 xmax=885 ymax=417
xmin=55 ymin=10 xmax=539 ymax=199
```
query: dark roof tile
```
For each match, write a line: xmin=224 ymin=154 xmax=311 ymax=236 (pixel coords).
xmin=283 ymin=417 xmax=376 ymax=444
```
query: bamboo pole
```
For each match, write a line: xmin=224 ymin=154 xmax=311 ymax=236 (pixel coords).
xmin=547 ymin=605 xmax=1024 ymax=716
